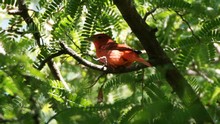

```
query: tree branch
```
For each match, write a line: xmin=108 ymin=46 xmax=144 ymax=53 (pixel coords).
xmin=17 ymin=0 xmax=42 ymax=46
xmin=113 ymin=0 xmax=213 ymax=123
xmin=143 ymin=8 xmax=156 ymax=21
xmin=16 ymin=0 xmax=69 ymax=90
xmin=47 ymin=60 xmax=71 ymax=91
xmin=37 ymin=50 xmax=65 ymax=70
xmin=60 ymin=42 xmax=149 ymax=74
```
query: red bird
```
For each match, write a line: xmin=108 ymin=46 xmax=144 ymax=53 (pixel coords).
xmin=89 ymin=34 xmax=151 ymax=68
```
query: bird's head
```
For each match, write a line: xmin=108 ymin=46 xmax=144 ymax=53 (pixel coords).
xmin=88 ymin=34 xmax=114 ymax=48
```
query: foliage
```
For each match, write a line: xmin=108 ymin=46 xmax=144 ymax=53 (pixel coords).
xmin=0 ymin=0 xmax=220 ymax=123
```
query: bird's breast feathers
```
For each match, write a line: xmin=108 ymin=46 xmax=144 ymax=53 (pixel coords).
xmin=96 ymin=49 xmax=134 ymax=67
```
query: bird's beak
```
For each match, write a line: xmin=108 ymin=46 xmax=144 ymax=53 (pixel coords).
xmin=85 ymin=36 xmax=93 ymax=41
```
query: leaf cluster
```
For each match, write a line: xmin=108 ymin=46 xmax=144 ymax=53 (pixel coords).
xmin=0 ymin=0 xmax=220 ymax=123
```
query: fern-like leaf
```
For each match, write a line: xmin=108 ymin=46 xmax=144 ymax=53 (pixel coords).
xmin=103 ymin=73 xmax=135 ymax=94
xmin=176 ymin=47 xmax=196 ymax=70
xmin=177 ymin=36 xmax=198 ymax=50
xmin=154 ymin=0 xmax=191 ymax=10
xmin=197 ymin=42 xmax=216 ymax=64
xmin=119 ymin=105 xmax=142 ymax=124
xmin=207 ymin=42 xmax=216 ymax=62
xmin=145 ymin=74 xmax=164 ymax=84
xmin=199 ymin=17 xmax=220 ymax=36
xmin=187 ymin=77 xmax=201 ymax=95
xmin=41 ymin=0 xmax=63 ymax=21
xmin=0 ymin=0 xmax=17 ymax=7
xmin=202 ymin=30 xmax=220 ymax=40
xmin=80 ymin=3 xmax=101 ymax=53
xmin=65 ymin=0 xmax=82 ymax=18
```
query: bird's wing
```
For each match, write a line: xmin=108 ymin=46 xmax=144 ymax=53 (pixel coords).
xmin=116 ymin=44 xmax=142 ymax=54
xmin=101 ymin=43 xmax=142 ymax=54
xmin=101 ymin=43 xmax=132 ymax=51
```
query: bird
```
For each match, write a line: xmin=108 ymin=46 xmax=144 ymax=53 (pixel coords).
xmin=89 ymin=33 xmax=151 ymax=68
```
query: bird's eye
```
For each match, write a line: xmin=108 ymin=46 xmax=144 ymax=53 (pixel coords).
xmin=97 ymin=36 xmax=102 ymax=39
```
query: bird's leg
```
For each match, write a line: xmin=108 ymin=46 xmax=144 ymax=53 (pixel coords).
xmin=93 ymin=56 xmax=108 ymax=70
xmin=94 ymin=56 xmax=108 ymax=66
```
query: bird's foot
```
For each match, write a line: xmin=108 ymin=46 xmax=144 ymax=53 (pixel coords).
xmin=93 ymin=56 xmax=108 ymax=65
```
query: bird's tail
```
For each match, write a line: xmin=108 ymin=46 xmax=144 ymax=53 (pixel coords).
xmin=136 ymin=57 xmax=152 ymax=67
xmin=133 ymin=50 xmax=142 ymax=54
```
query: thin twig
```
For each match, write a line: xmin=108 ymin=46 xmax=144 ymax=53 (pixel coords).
xmin=37 ymin=50 xmax=66 ymax=70
xmin=7 ymin=29 xmax=24 ymax=35
xmin=86 ymin=72 xmax=107 ymax=89
xmin=143 ymin=8 xmax=156 ymax=21
xmin=8 ymin=9 xmax=23 ymax=15
xmin=191 ymin=63 xmax=214 ymax=83
xmin=47 ymin=60 xmax=71 ymax=91
xmin=61 ymin=28 xmax=82 ymax=51
xmin=46 ymin=108 xmax=70 ymax=124
xmin=175 ymin=11 xmax=200 ymax=41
